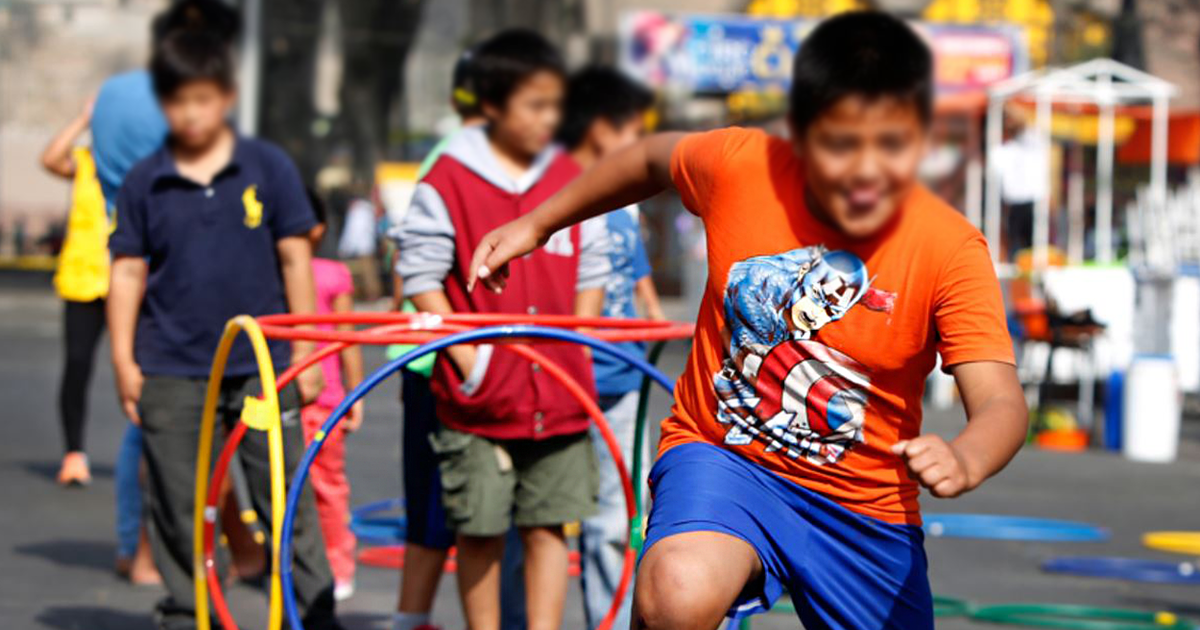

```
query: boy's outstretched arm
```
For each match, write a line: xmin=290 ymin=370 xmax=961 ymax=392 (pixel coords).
xmin=468 ymin=132 xmax=686 ymax=293
xmin=892 ymin=361 xmax=1027 ymax=498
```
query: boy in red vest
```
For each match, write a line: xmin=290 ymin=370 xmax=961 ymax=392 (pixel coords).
xmin=467 ymin=13 xmax=1028 ymax=630
xmin=393 ymin=29 xmax=608 ymax=630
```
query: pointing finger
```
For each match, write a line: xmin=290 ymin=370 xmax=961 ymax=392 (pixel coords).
xmin=466 ymin=240 xmax=496 ymax=292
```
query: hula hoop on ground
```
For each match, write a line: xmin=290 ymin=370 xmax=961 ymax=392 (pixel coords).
xmin=351 ymin=497 xmax=405 ymax=520
xmin=193 ymin=316 xmax=288 ymax=630
xmin=349 ymin=498 xmax=407 ymax=545
xmin=280 ymin=325 xmax=676 ymax=630
xmin=1042 ymin=557 xmax=1200 ymax=585
xmin=764 ymin=594 xmax=971 ymax=617
xmin=923 ymin=514 xmax=1110 ymax=542
xmin=969 ymin=604 xmax=1194 ymax=630
xmin=1144 ymin=532 xmax=1200 ymax=557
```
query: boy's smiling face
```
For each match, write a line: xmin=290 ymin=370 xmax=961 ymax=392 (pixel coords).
xmin=792 ymin=95 xmax=928 ymax=239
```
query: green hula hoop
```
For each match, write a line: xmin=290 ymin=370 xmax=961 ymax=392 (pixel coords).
xmin=934 ymin=595 xmax=974 ymax=617
xmin=629 ymin=340 xmax=668 ymax=552
xmin=970 ymin=604 xmax=1194 ymax=630
xmin=764 ymin=594 xmax=971 ymax=617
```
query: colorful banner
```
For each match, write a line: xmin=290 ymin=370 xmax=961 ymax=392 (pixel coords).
xmin=619 ymin=11 xmax=1028 ymax=95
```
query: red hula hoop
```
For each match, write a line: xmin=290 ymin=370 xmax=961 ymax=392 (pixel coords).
xmin=204 ymin=315 xmax=678 ymax=630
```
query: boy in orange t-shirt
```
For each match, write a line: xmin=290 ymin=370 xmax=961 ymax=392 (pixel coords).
xmin=465 ymin=12 xmax=1028 ymax=630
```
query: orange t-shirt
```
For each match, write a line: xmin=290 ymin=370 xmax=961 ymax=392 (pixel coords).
xmin=663 ymin=127 xmax=1015 ymax=525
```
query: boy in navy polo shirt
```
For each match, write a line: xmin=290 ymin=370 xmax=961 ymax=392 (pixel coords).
xmin=107 ymin=29 xmax=341 ymax=630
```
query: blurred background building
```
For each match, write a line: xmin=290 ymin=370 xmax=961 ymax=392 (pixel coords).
xmin=3 ymin=0 xmax=1200 ymax=290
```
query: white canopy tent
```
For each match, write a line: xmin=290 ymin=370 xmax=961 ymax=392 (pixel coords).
xmin=983 ymin=58 xmax=1177 ymax=268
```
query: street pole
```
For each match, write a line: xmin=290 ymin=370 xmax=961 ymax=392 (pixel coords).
xmin=238 ymin=0 xmax=262 ymax=136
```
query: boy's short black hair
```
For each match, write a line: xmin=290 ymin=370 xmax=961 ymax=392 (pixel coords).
xmin=151 ymin=29 xmax=235 ymax=98
xmin=789 ymin=11 xmax=933 ymax=132
xmin=152 ymin=0 xmax=240 ymax=46
xmin=557 ymin=66 xmax=653 ymax=150
xmin=472 ymin=29 xmax=565 ymax=110
xmin=451 ymin=47 xmax=481 ymax=118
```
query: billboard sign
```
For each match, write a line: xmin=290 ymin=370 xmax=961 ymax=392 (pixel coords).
xmin=619 ymin=11 xmax=1028 ymax=95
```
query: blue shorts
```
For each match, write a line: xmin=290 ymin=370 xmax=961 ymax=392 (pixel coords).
xmin=643 ymin=442 xmax=932 ymax=629
xmin=401 ymin=370 xmax=455 ymax=550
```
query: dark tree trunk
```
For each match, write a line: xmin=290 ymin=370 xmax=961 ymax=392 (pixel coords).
xmin=256 ymin=0 xmax=425 ymax=182
xmin=1111 ymin=0 xmax=1146 ymax=70
xmin=465 ymin=0 xmax=584 ymax=47
xmin=258 ymin=0 xmax=324 ymax=180
xmin=338 ymin=0 xmax=424 ymax=179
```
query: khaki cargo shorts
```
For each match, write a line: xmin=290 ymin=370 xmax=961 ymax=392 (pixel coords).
xmin=429 ymin=427 xmax=598 ymax=537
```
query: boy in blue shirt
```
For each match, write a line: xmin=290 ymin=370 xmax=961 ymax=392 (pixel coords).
xmin=558 ymin=66 xmax=665 ymax=630
xmin=107 ymin=28 xmax=340 ymax=630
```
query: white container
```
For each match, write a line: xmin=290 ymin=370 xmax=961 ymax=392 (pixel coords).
xmin=1123 ymin=355 xmax=1182 ymax=463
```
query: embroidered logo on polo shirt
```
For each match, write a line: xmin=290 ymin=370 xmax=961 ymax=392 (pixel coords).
xmin=242 ymin=185 xmax=263 ymax=229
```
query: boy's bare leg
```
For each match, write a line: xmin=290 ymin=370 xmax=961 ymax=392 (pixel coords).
xmin=456 ymin=533 xmax=505 ymax=630
xmin=519 ymin=525 xmax=569 ymax=630
xmin=633 ymin=531 xmax=761 ymax=630
xmin=398 ymin=544 xmax=449 ymax=613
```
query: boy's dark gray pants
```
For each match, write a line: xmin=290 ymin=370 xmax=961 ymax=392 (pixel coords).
xmin=139 ymin=374 xmax=337 ymax=630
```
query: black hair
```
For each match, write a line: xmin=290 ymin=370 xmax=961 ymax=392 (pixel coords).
xmin=151 ymin=29 xmax=236 ymax=98
xmin=450 ymin=47 xmax=482 ymax=118
xmin=557 ymin=66 xmax=653 ymax=150
xmin=471 ymin=29 xmax=565 ymax=110
xmin=789 ymin=11 xmax=933 ymax=132
xmin=151 ymin=0 xmax=240 ymax=46
xmin=305 ymin=187 xmax=327 ymax=226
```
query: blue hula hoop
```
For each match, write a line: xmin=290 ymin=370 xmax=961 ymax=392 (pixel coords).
xmin=350 ymin=497 xmax=407 ymax=545
xmin=923 ymin=514 xmax=1110 ymax=542
xmin=1043 ymin=556 xmax=1200 ymax=585
xmin=351 ymin=497 xmax=405 ymax=520
xmin=281 ymin=325 xmax=675 ymax=630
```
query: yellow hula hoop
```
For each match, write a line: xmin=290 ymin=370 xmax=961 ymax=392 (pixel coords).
xmin=193 ymin=315 xmax=287 ymax=630
xmin=1143 ymin=531 xmax=1200 ymax=557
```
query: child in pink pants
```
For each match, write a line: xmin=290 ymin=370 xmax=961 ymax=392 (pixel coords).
xmin=303 ymin=197 xmax=365 ymax=600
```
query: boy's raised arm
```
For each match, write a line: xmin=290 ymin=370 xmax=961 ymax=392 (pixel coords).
xmin=468 ymin=131 xmax=686 ymax=293
xmin=40 ymin=96 xmax=93 ymax=180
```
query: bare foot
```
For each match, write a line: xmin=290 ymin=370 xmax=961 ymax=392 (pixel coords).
xmin=128 ymin=528 xmax=162 ymax=586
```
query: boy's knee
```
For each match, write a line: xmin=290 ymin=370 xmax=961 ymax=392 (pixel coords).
xmin=634 ymin=554 xmax=719 ymax=630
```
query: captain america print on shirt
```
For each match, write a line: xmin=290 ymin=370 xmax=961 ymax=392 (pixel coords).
xmin=715 ymin=245 xmax=895 ymax=466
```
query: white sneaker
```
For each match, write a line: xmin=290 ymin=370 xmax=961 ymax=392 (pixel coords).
xmin=334 ymin=580 xmax=355 ymax=601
